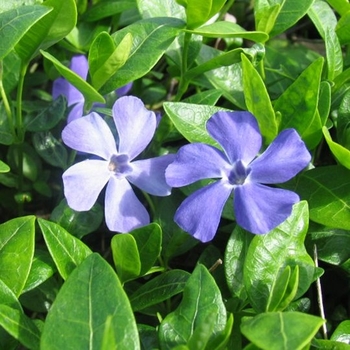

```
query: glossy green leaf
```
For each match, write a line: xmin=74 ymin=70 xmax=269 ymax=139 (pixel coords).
xmin=40 ymin=50 xmax=105 ymax=105
xmin=0 ymin=5 xmax=50 ymax=60
xmin=129 ymin=223 xmax=162 ymax=276
xmin=327 ymin=0 xmax=350 ymax=15
xmin=83 ymin=0 xmax=136 ymax=21
xmin=15 ymin=0 xmax=77 ymax=63
xmin=241 ymin=54 xmax=277 ymax=144
xmin=89 ymin=31 xmax=132 ymax=91
xmin=41 ymin=253 xmax=140 ymax=349
xmin=101 ymin=316 xmax=116 ymax=350
xmin=164 ymin=101 xmax=225 ymax=145
xmin=137 ymin=0 xmax=185 ymax=19
xmin=331 ymin=320 xmax=350 ymax=343
xmin=50 ymin=199 xmax=103 ymax=239
xmin=312 ymin=339 xmax=350 ymax=349
xmin=241 ymin=312 xmax=325 ymax=350
xmin=323 ymin=126 xmax=350 ymax=169
xmin=111 ymin=233 xmax=141 ymax=283
xmin=336 ymin=11 xmax=350 ymax=45
xmin=274 ymin=57 xmax=324 ymax=149
xmin=291 ymin=166 xmax=350 ymax=230
xmin=224 ymin=226 xmax=253 ymax=304
xmin=38 ymin=218 xmax=92 ymax=280
xmin=102 ymin=17 xmax=184 ymax=94
xmin=254 ymin=3 xmax=280 ymax=34
xmin=0 ymin=159 xmax=10 ymax=172
xmin=188 ymin=21 xmax=268 ymax=42
xmin=0 ymin=216 xmax=35 ymax=297
xmin=244 ymin=202 xmax=316 ymax=313
xmin=130 ymin=269 xmax=190 ymax=311
xmin=159 ymin=264 xmax=227 ymax=349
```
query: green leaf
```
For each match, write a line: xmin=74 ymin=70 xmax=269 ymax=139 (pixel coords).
xmin=327 ymin=0 xmax=350 ymax=15
xmin=0 ymin=5 xmax=51 ymax=60
xmin=89 ymin=31 xmax=132 ymax=91
xmin=102 ymin=17 xmax=184 ymax=94
xmin=50 ymin=199 xmax=103 ymax=239
xmin=41 ymin=253 xmax=140 ymax=349
xmin=130 ymin=269 xmax=190 ymax=311
xmin=15 ymin=0 xmax=77 ymax=63
xmin=274 ymin=57 xmax=324 ymax=149
xmin=290 ymin=166 xmax=350 ymax=230
xmin=312 ymin=339 xmax=350 ymax=349
xmin=137 ymin=0 xmax=185 ymax=19
xmin=83 ymin=0 xmax=136 ymax=21
xmin=241 ymin=311 xmax=325 ymax=350
xmin=241 ymin=54 xmax=277 ymax=144
xmin=164 ymin=101 xmax=225 ymax=145
xmin=111 ymin=234 xmax=141 ymax=283
xmin=159 ymin=264 xmax=227 ymax=349
xmin=188 ymin=21 xmax=268 ymax=42
xmin=323 ymin=126 xmax=350 ymax=169
xmin=38 ymin=218 xmax=92 ymax=280
xmin=224 ymin=226 xmax=253 ymax=305
xmin=0 ymin=159 xmax=10 ymax=173
xmin=336 ymin=11 xmax=350 ymax=45
xmin=331 ymin=320 xmax=350 ymax=343
xmin=0 ymin=216 xmax=35 ymax=297
xmin=129 ymin=223 xmax=162 ymax=276
xmin=254 ymin=3 xmax=280 ymax=34
xmin=244 ymin=202 xmax=316 ymax=313
xmin=40 ymin=50 xmax=105 ymax=105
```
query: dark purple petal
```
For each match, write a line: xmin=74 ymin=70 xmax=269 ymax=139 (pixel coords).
xmin=105 ymin=176 xmax=150 ymax=232
xmin=116 ymin=82 xmax=133 ymax=96
xmin=128 ymin=154 xmax=175 ymax=196
xmin=234 ymin=182 xmax=299 ymax=234
xmin=207 ymin=111 xmax=262 ymax=164
xmin=67 ymin=102 xmax=84 ymax=123
xmin=63 ymin=159 xmax=110 ymax=211
xmin=62 ymin=112 xmax=117 ymax=159
xmin=165 ymin=143 xmax=230 ymax=187
xmin=112 ymin=96 xmax=156 ymax=159
xmin=249 ymin=129 xmax=311 ymax=184
xmin=174 ymin=180 xmax=232 ymax=242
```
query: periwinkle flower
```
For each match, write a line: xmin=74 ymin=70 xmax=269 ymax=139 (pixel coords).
xmin=166 ymin=111 xmax=311 ymax=242
xmin=52 ymin=55 xmax=132 ymax=123
xmin=62 ymin=96 xmax=174 ymax=233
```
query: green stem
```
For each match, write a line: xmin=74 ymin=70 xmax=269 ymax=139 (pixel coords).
xmin=175 ymin=32 xmax=192 ymax=101
xmin=142 ymin=191 xmax=156 ymax=218
xmin=16 ymin=62 xmax=28 ymax=142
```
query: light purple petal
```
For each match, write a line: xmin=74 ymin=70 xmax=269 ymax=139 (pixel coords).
xmin=62 ymin=112 xmax=117 ymax=159
xmin=165 ymin=143 xmax=230 ymax=187
xmin=105 ymin=176 xmax=150 ymax=232
xmin=234 ymin=182 xmax=299 ymax=234
xmin=128 ymin=154 xmax=175 ymax=196
xmin=112 ymin=96 xmax=156 ymax=159
xmin=63 ymin=159 xmax=110 ymax=211
xmin=70 ymin=55 xmax=89 ymax=80
xmin=116 ymin=82 xmax=133 ymax=96
xmin=67 ymin=102 xmax=85 ymax=123
xmin=207 ymin=111 xmax=262 ymax=164
xmin=174 ymin=180 xmax=232 ymax=242
xmin=249 ymin=129 xmax=311 ymax=184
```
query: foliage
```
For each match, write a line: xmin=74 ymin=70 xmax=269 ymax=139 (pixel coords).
xmin=0 ymin=0 xmax=350 ymax=348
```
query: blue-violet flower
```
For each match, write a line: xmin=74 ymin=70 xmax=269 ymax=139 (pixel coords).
xmin=52 ymin=55 xmax=132 ymax=123
xmin=165 ymin=111 xmax=311 ymax=242
xmin=62 ymin=96 xmax=174 ymax=232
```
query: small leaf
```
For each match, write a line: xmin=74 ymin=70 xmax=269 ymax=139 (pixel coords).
xmin=241 ymin=311 xmax=325 ymax=350
xmin=331 ymin=320 xmax=350 ymax=344
xmin=159 ymin=264 xmax=227 ymax=349
xmin=38 ymin=218 xmax=92 ymax=280
xmin=0 ymin=216 xmax=35 ymax=297
xmin=0 ymin=159 xmax=10 ymax=173
xmin=130 ymin=269 xmax=190 ymax=311
xmin=41 ymin=253 xmax=140 ymax=349
xmin=111 ymin=234 xmax=141 ymax=283
xmin=83 ymin=0 xmax=136 ymax=21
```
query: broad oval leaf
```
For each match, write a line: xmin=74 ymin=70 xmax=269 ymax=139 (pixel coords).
xmin=159 ymin=264 xmax=227 ymax=349
xmin=243 ymin=201 xmax=316 ymax=313
xmin=241 ymin=311 xmax=325 ymax=350
xmin=41 ymin=253 xmax=140 ymax=349
xmin=0 ymin=216 xmax=35 ymax=296
xmin=83 ymin=0 xmax=136 ymax=21
xmin=38 ymin=218 xmax=92 ymax=280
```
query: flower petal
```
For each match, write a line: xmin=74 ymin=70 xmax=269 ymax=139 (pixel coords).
xmin=67 ymin=102 xmax=85 ymax=123
xmin=105 ymin=176 xmax=149 ymax=232
xmin=165 ymin=143 xmax=230 ymax=187
xmin=63 ymin=159 xmax=110 ymax=211
xmin=207 ymin=111 xmax=262 ymax=164
xmin=128 ymin=154 xmax=175 ymax=196
xmin=112 ymin=96 xmax=156 ymax=159
xmin=70 ymin=55 xmax=89 ymax=80
xmin=62 ymin=112 xmax=117 ymax=159
xmin=249 ymin=129 xmax=311 ymax=184
xmin=174 ymin=180 xmax=232 ymax=242
xmin=234 ymin=182 xmax=299 ymax=234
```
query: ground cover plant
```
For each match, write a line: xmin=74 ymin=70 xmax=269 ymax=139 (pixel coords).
xmin=1 ymin=0 xmax=350 ymax=348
